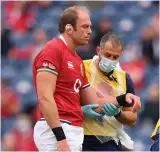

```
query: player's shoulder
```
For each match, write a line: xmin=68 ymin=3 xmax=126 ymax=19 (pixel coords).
xmin=41 ymin=38 xmax=66 ymax=57
xmin=33 ymin=38 xmax=63 ymax=64
xmin=45 ymin=38 xmax=64 ymax=50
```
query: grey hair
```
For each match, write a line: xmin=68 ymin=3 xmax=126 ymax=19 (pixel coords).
xmin=100 ymin=32 xmax=123 ymax=49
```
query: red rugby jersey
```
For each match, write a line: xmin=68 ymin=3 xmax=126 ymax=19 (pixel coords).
xmin=33 ymin=38 xmax=89 ymax=126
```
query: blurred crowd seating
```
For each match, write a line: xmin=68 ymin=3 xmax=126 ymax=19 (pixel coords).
xmin=1 ymin=1 xmax=159 ymax=151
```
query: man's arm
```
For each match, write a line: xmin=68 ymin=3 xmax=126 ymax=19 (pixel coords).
xmin=36 ymin=71 xmax=70 ymax=151
xmin=80 ymin=86 xmax=118 ymax=113
xmin=80 ymin=86 xmax=141 ymax=113
xmin=115 ymin=107 xmax=137 ymax=126
xmin=115 ymin=73 xmax=137 ymax=126
xmin=36 ymin=72 xmax=61 ymax=128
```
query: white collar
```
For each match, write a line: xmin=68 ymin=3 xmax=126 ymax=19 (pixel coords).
xmin=59 ymin=35 xmax=67 ymax=46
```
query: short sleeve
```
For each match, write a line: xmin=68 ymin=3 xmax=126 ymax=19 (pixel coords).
xmin=36 ymin=41 xmax=62 ymax=76
xmin=80 ymin=63 xmax=90 ymax=90
xmin=123 ymin=73 xmax=135 ymax=107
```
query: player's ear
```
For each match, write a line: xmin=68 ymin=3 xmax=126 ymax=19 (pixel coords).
xmin=65 ymin=24 xmax=73 ymax=35
xmin=96 ymin=46 xmax=100 ymax=55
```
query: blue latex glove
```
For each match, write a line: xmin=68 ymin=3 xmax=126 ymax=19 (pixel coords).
xmin=82 ymin=104 xmax=104 ymax=119
xmin=102 ymin=103 xmax=121 ymax=116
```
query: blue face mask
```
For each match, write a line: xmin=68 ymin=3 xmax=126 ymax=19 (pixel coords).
xmin=99 ymin=55 xmax=118 ymax=73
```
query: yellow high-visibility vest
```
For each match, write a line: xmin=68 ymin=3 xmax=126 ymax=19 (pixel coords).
xmin=151 ymin=120 xmax=160 ymax=140
xmin=83 ymin=57 xmax=127 ymax=136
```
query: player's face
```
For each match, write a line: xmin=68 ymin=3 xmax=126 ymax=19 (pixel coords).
xmin=98 ymin=41 xmax=122 ymax=61
xmin=72 ymin=10 xmax=92 ymax=45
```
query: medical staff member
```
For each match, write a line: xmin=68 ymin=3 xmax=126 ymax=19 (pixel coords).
xmin=82 ymin=32 xmax=138 ymax=151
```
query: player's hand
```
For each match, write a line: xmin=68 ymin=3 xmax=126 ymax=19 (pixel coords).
xmin=102 ymin=103 xmax=121 ymax=116
xmin=82 ymin=104 xmax=104 ymax=119
xmin=126 ymin=93 xmax=141 ymax=112
xmin=57 ymin=139 xmax=71 ymax=152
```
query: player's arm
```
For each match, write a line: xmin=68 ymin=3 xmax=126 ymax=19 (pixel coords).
xmin=80 ymin=86 xmax=117 ymax=110
xmin=81 ymin=61 xmax=105 ymax=118
xmin=80 ymin=86 xmax=140 ymax=113
xmin=36 ymin=71 xmax=70 ymax=151
xmin=115 ymin=73 xmax=137 ymax=126
xmin=115 ymin=107 xmax=137 ymax=126
xmin=80 ymin=85 xmax=118 ymax=118
xmin=36 ymin=72 xmax=61 ymax=128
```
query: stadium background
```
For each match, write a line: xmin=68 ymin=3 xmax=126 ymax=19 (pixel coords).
xmin=1 ymin=1 xmax=159 ymax=151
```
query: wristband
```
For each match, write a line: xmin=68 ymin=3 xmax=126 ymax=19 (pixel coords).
xmin=116 ymin=94 xmax=126 ymax=106
xmin=52 ymin=127 xmax=66 ymax=141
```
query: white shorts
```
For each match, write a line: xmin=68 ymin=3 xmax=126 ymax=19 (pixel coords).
xmin=33 ymin=119 xmax=84 ymax=152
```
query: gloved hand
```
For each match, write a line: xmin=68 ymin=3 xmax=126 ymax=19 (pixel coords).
xmin=102 ymin=103 xmax=121 ymax=116
xmin=82 ymin=104 xmax=104 ymax=119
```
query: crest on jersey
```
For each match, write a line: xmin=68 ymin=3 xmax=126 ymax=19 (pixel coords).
xmin=80 ymin=64 xmax=85 ymax=77
xmin=68 ymin=61 xmax=74 ymax=69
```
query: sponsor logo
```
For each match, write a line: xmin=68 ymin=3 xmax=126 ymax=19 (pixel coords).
xmin=68 ymin=61 xmax=74 ymax=69
xmin=49 ymin=63 xmax=56 ymax=70
xmin=74 ymin=79 xmax=82 ymax=93
xmin=43 ymin=62 xmax=48 ymax=67
xmin=43 ymin=62 xmax=56 ymax=70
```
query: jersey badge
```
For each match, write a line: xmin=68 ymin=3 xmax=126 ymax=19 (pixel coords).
xmin=68 ymin=61 xmax=74 ymax=69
